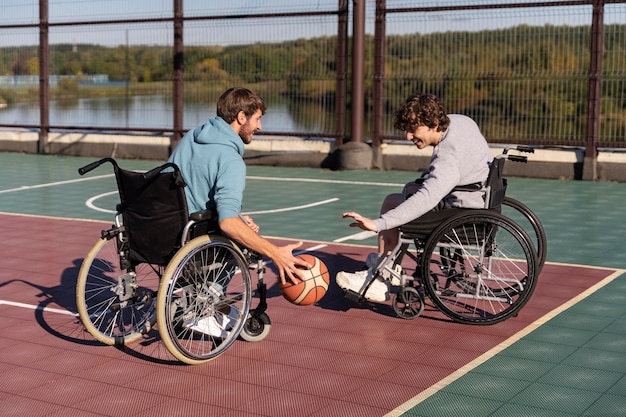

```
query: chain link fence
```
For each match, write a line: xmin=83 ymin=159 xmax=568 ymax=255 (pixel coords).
xmin=0 ymin=0 xmax=624 ymax=151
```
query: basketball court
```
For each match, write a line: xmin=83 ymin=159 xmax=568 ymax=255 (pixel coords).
xmin=1 ymin=152 xmax=625 ymax=416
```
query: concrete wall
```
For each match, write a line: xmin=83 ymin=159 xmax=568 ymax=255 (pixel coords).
xmin=0 ymin=130 xmax=624 ymax=182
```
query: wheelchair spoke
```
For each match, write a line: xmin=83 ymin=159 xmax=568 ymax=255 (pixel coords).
xmin=157 ymin=235 xmax=252 ymax=364
xmin=423 ymin=211 xmax=538 ymax=325
xmin=76 ymin=237 xmax=160 ymax=345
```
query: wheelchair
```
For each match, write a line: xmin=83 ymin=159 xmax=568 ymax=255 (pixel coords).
xmin=343 ymin=145 xmax=545 ymax=325
xmin=76 ymin=158 xmax=271 ymax=364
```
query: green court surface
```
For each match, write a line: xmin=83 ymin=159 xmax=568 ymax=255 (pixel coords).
xmin=2 ymin=152 xmax=625 ymax=270
xmin=1 ymin=151 xmax=625 ymax=416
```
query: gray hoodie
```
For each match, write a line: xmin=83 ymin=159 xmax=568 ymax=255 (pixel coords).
xmin=375 ymin=114 xmax=492 ymax=231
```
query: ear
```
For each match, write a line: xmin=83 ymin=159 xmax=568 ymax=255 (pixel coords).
xmin=236 ymin=111 xmax=247 ymax=125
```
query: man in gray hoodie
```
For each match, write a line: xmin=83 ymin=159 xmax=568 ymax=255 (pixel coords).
xmin=336 ymin=93 xmax=492 ymax=302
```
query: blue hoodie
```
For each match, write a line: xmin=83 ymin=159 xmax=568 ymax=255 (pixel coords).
xmin=168 ymin=117 xmax=246 ymax=220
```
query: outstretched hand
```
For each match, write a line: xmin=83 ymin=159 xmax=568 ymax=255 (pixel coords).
xmin=342 ymin=211 xmax=378 ymax=233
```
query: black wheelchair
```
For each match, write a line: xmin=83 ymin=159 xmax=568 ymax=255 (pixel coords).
xmin=343 ymin=146 xmax=546 ymax=325
xmin=76 ymin=158 xmax=271 ymax=364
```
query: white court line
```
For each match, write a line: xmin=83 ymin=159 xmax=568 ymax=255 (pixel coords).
xmin=2 ymin=173 xmax=400 ymax=196
xmin=243 ymin=198 xmax=339 ymax=215
xmin=86 ymin=191 xmax=119 ymax=213
xmin=0 ymin=174 xmax=114 ymax=194
xmin=333 ymin=230 xmax=377 ymax=242
xmin=0 ymin=300 xmax=77 ymax=316
xmin=248 ymin=176 xmax=403 ymax=187
xmin=384 ymin=267 xmax=626 ymax=417
xmin=2 ymin=172 xmax=377 ymax=243
xmin=297 ymin=244 xmax=328 ymax=253
xmin=0 ymin=243 xmax=330 ymax=317
xmin=86 ymin=195 xmax=341 ymax=215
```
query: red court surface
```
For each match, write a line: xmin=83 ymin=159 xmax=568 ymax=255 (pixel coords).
xmin=0 ymin=212 xmax=620 ymax=416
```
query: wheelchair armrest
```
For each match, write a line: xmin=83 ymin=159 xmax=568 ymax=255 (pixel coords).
xmin=190 ymin=210 xmax=215 ymax=222
xmin=452 ymin=182 xmax=483 ymax=192
xmin=508 ymin=155 xmax=528 ymax=163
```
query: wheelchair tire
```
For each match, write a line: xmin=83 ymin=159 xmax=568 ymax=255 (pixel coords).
xmin=240 ymin=310 xmax=271 ymax=342
xmin=392 ymin=286 xmax=424 ymax=320
xmin=156 ymin=235 xmax=252 ymax=365
xmin=421 ymin=210 xmax=538 ymax=325
xmin=76 ymin=236 xmax=159 ymax=346
xmin=502 ymin=196 xmax=547 ymax=271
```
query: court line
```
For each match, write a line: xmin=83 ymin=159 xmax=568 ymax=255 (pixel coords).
xmin=1 ymin=173 xmax=401 ymax=196
xmin=0 ymin=174 xmax=114 ymax=194
xmin=244 ymin=198 xmax=340 ymax=215
xmin=0 ymin=242 xmax=331 ymax=318
xmin=85 ymin=191 xmax=118 ymax=213
xmin=333 ymin=230 xmax=377 ymax=242
xmin=248 ymin=175 xmax=403 ymax=187
xmin=384 ymin=267 xmax=626 ymax=417
xmin=0 ymin=300 xmax=77 ymax=316
xmin=86 ymin=195 xmax=341 ymax=215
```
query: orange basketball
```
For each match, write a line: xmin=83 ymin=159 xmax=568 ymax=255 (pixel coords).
xmin=279 ymin=254 xmax=330 ymax=305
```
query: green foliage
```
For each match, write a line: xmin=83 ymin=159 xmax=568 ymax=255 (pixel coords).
xmin=1 ymin=23 xmax=624 ymax=144
xmin=0 ymin=89 xmax=16 ymax=105
xmin=58 ymin=77 xmax=79 ymax=93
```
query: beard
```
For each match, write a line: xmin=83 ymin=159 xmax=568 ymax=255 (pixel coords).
xmin=239 ymin=120 xmax=256 ymax=144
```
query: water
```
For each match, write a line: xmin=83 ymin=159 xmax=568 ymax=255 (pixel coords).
xmin=0 ymin=95 xmax=339 ymax=137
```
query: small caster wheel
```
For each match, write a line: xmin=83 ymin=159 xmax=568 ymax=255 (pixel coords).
xmin=392 ymin=287 xmax=424 ymax=320
xmin=240 ymin=310 xmax=271 ymax=342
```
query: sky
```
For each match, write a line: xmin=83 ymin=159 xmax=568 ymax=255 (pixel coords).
xmin=0 ymin=0 xmax=624 ymax=47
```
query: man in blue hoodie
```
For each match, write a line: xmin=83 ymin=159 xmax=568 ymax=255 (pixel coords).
xmin=169 ymin=87 xmax=307 ymax=285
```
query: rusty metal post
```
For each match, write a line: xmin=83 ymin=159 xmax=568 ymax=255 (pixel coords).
xmin=38 ymin=0 xmax=49 ymax=154
xmin=337 ymin=0 xmax=371 ymax=169
xmin=351 ymin=0 xmax=365 ymax=144
xmin=334 ymin=0 xmax=348 ymax=148
xmin=371 ymin=0 xmax=386 ymax=168
xmin=172 ymin=0 xmax=184 ymax=151
xmin=583 ymin=0 xmax=604 ymax=181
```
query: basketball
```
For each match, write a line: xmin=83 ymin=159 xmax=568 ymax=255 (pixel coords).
xmin=279 ymin=254 xmax=330 ymax=305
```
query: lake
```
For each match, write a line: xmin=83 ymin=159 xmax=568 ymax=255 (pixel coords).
xmin=0 ymin=95 xmax=343 ymax=137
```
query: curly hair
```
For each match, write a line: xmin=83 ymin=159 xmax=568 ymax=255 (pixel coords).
xmin=216 ymin=87 xmax=266 ymax=124
xmin=393 ymin=93 xmax=450 ymax=133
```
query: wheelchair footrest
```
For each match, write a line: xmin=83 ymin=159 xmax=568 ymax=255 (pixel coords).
xmin=343 ymin=289 xmax=365 ymax=304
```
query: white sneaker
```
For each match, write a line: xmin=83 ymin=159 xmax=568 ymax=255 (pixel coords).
xmin=336 ymin=269 xmax=389 ymax=302
xmin=185 ymin=306 xmax=239 ymax=338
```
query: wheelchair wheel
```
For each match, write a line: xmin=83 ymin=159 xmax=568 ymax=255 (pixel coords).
xmin=76 ymin=236 xmax=159 ymax=345
xmin=421 ymin=211 xmax=538 ymax=325
xmin=240 ymin=310 xmax=271 ymax=342
xmin=156 ymin=235 xmax=252 ymax=365
xmin=392 ymin=286 xmax=424 ymax=320
xmin=502 ymin=196 xmax=547 ymax=271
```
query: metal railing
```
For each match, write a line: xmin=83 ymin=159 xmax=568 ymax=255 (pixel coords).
xmin=0 ymin=1 xmax=624 ymax=165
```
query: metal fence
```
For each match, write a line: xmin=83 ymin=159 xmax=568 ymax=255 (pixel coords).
xmin=0 ymin=0 xmax=624 ymax=157
xmin=370 ymin=0 xmax=626 ymax=156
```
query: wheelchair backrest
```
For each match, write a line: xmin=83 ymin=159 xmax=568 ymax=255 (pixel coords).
xmin=484 ymin=157 xmax=507 ymax=209
xmin=114 ymin=163 xmax=189 ymax=266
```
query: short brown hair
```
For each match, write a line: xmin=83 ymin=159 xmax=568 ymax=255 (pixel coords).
xmin=216 ymin=87 xmax=267 ymax=124
xmin=393 ymin=93 xmax=450 ymax=133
